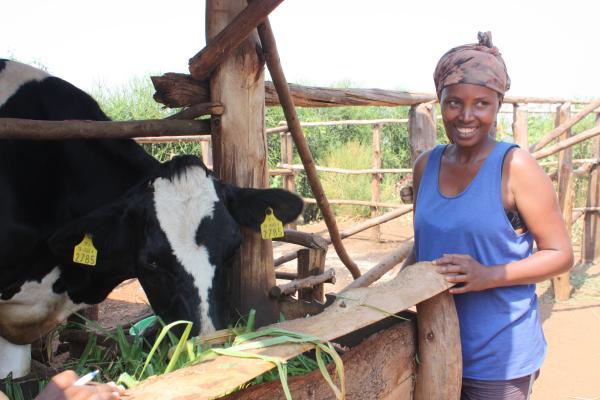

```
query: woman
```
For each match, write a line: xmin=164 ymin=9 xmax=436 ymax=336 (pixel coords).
xmin=405 ymin=32 xmax=573 ymax=399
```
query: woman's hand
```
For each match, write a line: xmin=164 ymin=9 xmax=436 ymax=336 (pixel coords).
xmin=35 ymin=370 xmax=125 ymax=400
xmin=433 ymin=253 xmax=497 ymax=294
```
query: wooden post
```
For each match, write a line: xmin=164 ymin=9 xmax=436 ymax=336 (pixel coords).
xmin=414 ymin=292 xmax=462 ymax=399
xmin=200 ymin=139 xmax=213 ymax=169
xmin=371 ymin=123 xmax=382 ymax=242
xmin=206 ymin=0 xmax=277 ymax=326
xmin=280 ymin=131 xmax=297 ymax=229
xmin=512 ymin=104 xmax=529 ymax=149
xmin=409 ymin=102 xmax=437 ymax=165
xmin=554 ymin=103 xmax=573 ymax=301
xmin=297 ymin=248 xmax=326 ymax=302
xmin=583 ymin=113 xmax=600 ymax=263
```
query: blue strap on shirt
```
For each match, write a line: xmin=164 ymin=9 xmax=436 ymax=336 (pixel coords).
xmin=414 ymin=141 xmax=546 ymax=380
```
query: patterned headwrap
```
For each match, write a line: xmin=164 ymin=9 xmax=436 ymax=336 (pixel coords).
xmin=433 ymin=31 xmax=510 ymax=100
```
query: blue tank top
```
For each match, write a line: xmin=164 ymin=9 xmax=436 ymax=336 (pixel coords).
xmin=414 ymin=141 xmax=546 ymax=380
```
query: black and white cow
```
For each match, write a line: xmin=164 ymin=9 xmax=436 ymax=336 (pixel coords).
xmin=0 ymin=59 xmax=303 ymax=377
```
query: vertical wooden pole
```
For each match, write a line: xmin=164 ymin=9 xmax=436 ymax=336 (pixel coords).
xmin=554 ymin=102 xmax=573 ymax=301
xmin=409 ymin=103 xmax=437 ymax=166
xmin=583 ymin=113 xmax=600 ymax=263
xmin=410 ymin=102 xmax=461 ymax=399
xmin=280 ymin=131 xmax=297 ymax=229
xmin=414 ymin=292 xmax=462 ymax=400
xmin=371 ymin=123 xmax=382 ymax=242
xmin=512 ymin=104 xmax=529 ymax=150
xmin=297 ymin=248 xmax=326 ymax=302
xmin=201 ymin=139 xmax=213 ymax=169
xmin=206 ymin=0 xmax=277 ymax=326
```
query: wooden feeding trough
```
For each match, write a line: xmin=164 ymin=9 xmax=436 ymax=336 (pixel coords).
xmin=125 ymin=262 xmax=461 ymax=399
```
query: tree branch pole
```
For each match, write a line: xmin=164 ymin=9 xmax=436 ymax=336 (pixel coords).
xmin=189 ymin=0 xmax=284 ymax=80
xmin=257 ymin=18 xmax=361 ymax=278
xmin=530 ymin=98 xmax=600 ymax=152
xmin=533 ymin=125 xmax=600 ymax=160
xmin=0 ymin=118 xmax=210 ymax=140
xmin=341 ymin=240 xmax=414 ymax=291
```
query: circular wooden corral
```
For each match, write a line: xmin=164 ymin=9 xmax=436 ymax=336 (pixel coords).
xmin=206 ymin=0 xmax=278 ymax=326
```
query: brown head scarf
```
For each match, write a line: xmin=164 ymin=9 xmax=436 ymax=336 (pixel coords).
xmin=433 ymin=31 xmax=510 ymax=100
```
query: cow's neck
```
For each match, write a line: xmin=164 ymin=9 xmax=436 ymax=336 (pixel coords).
xmin=0 ymin=268 xmax=87 ymax=344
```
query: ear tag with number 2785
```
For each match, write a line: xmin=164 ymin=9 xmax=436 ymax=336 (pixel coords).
xmin=260 ymin=207 xmax=284 ymax=240
xmin=73 ymin=233 xmax=98 ymax=266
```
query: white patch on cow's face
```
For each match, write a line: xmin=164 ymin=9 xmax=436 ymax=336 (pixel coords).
xmin=0 ymin=267 xmax=86 ymax=343
xmin=0 ymin=60 xmax=50 ymax=108
xmin=153 ymin=166 xmax=219 ymax=334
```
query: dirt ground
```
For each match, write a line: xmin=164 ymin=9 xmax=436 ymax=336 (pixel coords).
xmin=103 ymin=214 xmax=600 ymax=400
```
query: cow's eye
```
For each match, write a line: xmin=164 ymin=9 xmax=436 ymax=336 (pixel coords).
xmin=143 ymin=258 xmax=159 ymax=271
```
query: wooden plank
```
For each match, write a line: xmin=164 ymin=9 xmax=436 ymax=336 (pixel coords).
xmin=207 ymin=0 xmax=277 ymax=326
xmin=126 ymin=262 xmax=454 ymax=400
xmin=583 ymin=113 xmax=600 ymax=263
xmin=0 ymin=118 xmax=210 ymax=140
xmin=553 ymin=103 xmax=573 ymax=301
xmin=189 ymin=0 xmax=284 ymax=80
xmin=371 ymin=123 xmax=382 ymax=242
xmin=221 ymin=320 xmax=417 ymax=400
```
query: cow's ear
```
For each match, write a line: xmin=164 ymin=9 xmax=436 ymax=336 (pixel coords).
xmin=48 ymin=199 xmax=139 ymax=261
xmin=223 ymin=186 xmax=304 ymax=231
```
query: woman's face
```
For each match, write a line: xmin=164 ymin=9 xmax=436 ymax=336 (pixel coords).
xmin=440 ymin=83 xmax=501 ymax=147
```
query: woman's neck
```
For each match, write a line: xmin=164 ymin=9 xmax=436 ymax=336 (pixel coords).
xmin=448 ymin=136 xmax=497 ymax=164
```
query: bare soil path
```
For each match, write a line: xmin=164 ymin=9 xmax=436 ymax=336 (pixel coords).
xmin=104 ymin=214 xmax=600 ymax=399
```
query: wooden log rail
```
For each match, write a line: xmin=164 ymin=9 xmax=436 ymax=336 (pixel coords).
xmin=274 ymin=206 xmax=413 ymax=267
xmin=189 ymin=0 xmax=284 ymax=80
xmin=530 ymin=98 xmax=600 ymax=152
xmin=302 ymin=197 xmax=408 ymax=209
xmin=266 ymin=118 xmax=410 ymax=134
xmin=0 ymin=118 xmax=210 ymax=140
xmin=342 ymin=240 xmax=414 ymax=291
xmin=269 ymin=268 xmax=336 ymax=298
xmin=278 ymin=163 xmax=411 ymax=175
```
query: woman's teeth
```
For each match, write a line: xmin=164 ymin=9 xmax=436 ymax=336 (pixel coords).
xmin=457 ymin=127 xmax=476 ymax=137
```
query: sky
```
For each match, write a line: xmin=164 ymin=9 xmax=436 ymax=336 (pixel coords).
xmin=2 ymin=0 xmax=599 ymax=100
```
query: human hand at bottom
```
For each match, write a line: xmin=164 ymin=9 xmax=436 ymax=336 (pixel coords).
xmin=35 ymin=370 xmax=125 ymax=400
xmin=433 ymin=253 xmax=495 ymax=294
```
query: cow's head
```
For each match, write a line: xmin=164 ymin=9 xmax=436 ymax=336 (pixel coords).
xmin=48 ymin=155 xmax=303 ymax=335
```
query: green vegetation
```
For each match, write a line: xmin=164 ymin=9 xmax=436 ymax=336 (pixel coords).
xmin=93 ymin=77 xmax=597 ymax=222
xmin=3 ymin=312 xmax=342 ymax=400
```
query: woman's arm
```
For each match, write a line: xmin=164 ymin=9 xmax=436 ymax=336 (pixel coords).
xmin=435 ymin=148 xmax=573 ymax=293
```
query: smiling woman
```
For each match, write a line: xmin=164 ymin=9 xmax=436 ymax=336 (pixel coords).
xmin=401 ymin=32 xmax=574 ymax=400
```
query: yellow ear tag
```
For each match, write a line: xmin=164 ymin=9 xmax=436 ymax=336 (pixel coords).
xmin=260 ymin=207 xmax=284 ymax=240
xmin=73 ymin=234 xmax=98 ymax=266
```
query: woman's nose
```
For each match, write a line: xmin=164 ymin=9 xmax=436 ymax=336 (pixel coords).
xmin=460 ymin=106 xmax=475 ymax=122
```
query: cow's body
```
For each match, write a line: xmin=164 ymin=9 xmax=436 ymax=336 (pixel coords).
xmin=0 ymin=59 xmax=303 ymax=378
